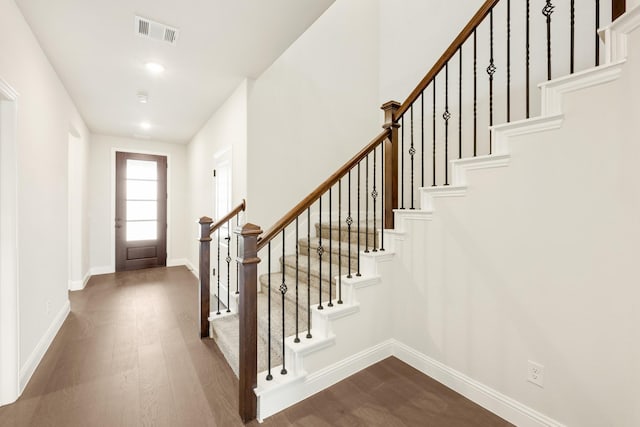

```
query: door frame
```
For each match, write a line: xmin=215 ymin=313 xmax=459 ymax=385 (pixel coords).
xmin=110 ymin=148 xmax=172 ymax=272
xmin=0 ymin=77 xmax=20 ymax=406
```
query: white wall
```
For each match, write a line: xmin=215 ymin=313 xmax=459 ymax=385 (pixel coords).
xmin=379 ymin=0 xmax=484 ymax=106
xmin=68 ymin=131 xmax=91 ymax=290
xmin=89 ymin=134 xmax=188 ymax=273
xmin=247 ymin=0 xmax=380 ymax=229
xmin=0 ymin=0 xmax=89 ymax=394
xmin=389 ymin=25 xmax=640 ymax=427
xmin=186 ymin=80 xmax=248 ymax=273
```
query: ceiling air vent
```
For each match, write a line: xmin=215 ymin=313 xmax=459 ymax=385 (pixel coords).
xmin=134 ymin=15 xmax=179 ymax=46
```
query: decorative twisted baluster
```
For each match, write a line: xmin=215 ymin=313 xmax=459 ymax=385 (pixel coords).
xmin=487 ymin=9 xmax=496 ymax=154
xmin=444 ymin=63 xmax=451 ymax=185
xmin=280 ymin=231 xmax=287 ymax=375
xmin=543 ymin=0 xmax=555 ymax=80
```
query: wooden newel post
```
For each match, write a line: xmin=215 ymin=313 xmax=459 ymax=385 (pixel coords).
xmin=236 ymin=223 xmax=262 ymax=423
xmin=199 ymin=216 xmax=213 ymax=338
xmin=381 ymin=101 xmax=401 ymax=229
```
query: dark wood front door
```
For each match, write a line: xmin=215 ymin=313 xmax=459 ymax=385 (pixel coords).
xmin=115 ymin=152 xmax=167 ymax=271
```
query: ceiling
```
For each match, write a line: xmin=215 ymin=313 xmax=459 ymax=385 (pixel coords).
xmin=15 ymin=0 xmax=335 ymax=143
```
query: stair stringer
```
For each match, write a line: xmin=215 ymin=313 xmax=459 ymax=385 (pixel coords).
xmin=254 ymin=250 xmax=396 ymax=422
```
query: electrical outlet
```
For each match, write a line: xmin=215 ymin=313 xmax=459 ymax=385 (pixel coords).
xmin=527 ymin=360 xmax=544 ymax=387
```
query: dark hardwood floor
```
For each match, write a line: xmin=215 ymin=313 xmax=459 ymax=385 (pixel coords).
xmin=0 ymin=266 xmax=511 ymax=427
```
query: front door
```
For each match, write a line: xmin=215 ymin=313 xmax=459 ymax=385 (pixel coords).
xmin=115 ymin=152 xmax=167 ymax=271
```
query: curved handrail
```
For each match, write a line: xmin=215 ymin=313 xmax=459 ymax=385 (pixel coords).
xmin=209 ymin=199 xmax=246 ymax=236
xmin=395 ymin=0 xmax=500 ymax=120
xmin=257 ymin=129 xmax=391 ymax=251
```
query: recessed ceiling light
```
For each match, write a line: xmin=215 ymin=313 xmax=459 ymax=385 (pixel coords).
xmin=137 ymin=92 xmax=149 ymax=103
xmin=140 ymin=121 xmax=151 ymax=130
xmin=145 ymin=62 xmax=165 ymax=74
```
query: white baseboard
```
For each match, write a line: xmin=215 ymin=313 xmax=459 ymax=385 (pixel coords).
xmin=89 ymin=266 xmax=114 ymax=276
xmin=167 ymin=258 xmax=189 ymax=267
xmin=19 ymin=300 xmax=70 ymax=392
xmin=68 ymin=270 xmax=91 ymax=292
xmin=184 ymin=259 xmax=198 ymax=279
xmin=257 ymin=339 xmax=564 ymax=426
xmin=392 ymin=340 xmax=566 ymax=427
xmin=256 ymin=339 xmax=395 ymax=421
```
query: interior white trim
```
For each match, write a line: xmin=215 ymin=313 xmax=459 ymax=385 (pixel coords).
xmin=393 ymin=341 xmax=566 ymax=427
xmin=0 ymin=77 xmax=20 ymax=406
xmin=89 ymin=266 xmax=115 ymax=276
xmin=19 ymin=300 xmax=70 ymax=392
xmin=68 ymin=270 xmax=91 ymax=292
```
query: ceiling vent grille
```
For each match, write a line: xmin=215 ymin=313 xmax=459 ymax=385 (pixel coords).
xmin=134 ymin=15 xmax=179 ymax=46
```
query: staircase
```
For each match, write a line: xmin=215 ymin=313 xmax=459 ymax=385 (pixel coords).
xmin=197 ymin=0 xmax=634 ymax=424
xmin=210 ymin=222 xmax=375 ymax=377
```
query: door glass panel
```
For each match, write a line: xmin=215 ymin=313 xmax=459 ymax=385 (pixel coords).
xmin=127 ymin=180 xmax=157 ymax=200
xmin=127 ymin=159 xmax=157 ymax=180
xmin=127 ymin=201 xmax=157 ymax=221
xmin=127 ymin=221 xmax=157 ymax=241
xmin=126 ymin=158 xmax=158 ymax=241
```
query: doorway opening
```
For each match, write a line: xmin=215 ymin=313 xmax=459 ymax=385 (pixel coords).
xmin=0 ymin=78 xmax=19 ymax=406
xmin=115 ymin=151 xmax=167 ymax=271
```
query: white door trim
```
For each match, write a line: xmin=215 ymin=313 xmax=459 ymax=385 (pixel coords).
xmin=0 ymin=77 xmax=20 ymax=406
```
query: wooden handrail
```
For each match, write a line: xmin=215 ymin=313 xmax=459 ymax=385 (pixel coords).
xmin=395 ymin=0 xmax=500 ymax=120
xmin=209 ymin=199 xmax=246 ymax=236
xmin=257 ymin=129 xmax=391 ymax=251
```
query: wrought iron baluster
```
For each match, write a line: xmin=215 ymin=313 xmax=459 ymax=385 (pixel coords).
xmin=421 ymin=91 xmax=425 ymax=187
xmin=488 ymin=9 xmax=496 ymax=154
xmin=338 ymin=179 xmax=343 ymax=304
xmin=372 ymin=150 xmax=378 ymax=252
xmin=225 ymin=231 xmax=231 ymax=313
xmin=235 ymin=214 xmax=239 ymax=294
xmin=410 ymin=106 xmax=416 ymax=208
xmin=380 ymin=142 xmax=385 ymax=251
xmin=444 ymin=63 xmax=450 ymax=185
xmin=294 ymin=217 xmax=300 ymax=343
xmin=318 ymin=196 xmax=323 ymax=310
xmin=459 ymin=46 xmax=463 ymax=159
xmin=357 ymin=164 xmax=361 ymax=275
xmin=432 ymin=77 xmax=437 ymax=185
xmin=347 ymin=171 xmax=353 ymax=277
xmin=543 ymin=0 xmax=555 ymax=80
xmin=401 ymin=116 xmax=405 ymax=209
xmin=526 ymin=0 xmax=531 ymax=118
xmin=596 ymin=0 xmax=601 ymax=66
xmin=280 ymin=231 xmax=287 ymax=375
xmin=474 ymin=29 xmax=478 ymax=156
xmin=306 ymin=208 xmax=312 ymax=339
xmin=216 ymin=230 xmax=221 ymax=315
xmin=507 ymin=0 xmax=511 ymax=121
xmin=329 ymin=188 xmax=334 ymax=306
xmin=571 ymin=0 xmax=575 ymax=73
xmin=365 ymin=155 xmax=369 ymax=253
xmin=266 ymin=242 xmax=272 ymax=381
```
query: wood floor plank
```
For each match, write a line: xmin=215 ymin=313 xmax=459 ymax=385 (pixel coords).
xmin=0 ymin=266 xmax=512 ymax=427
